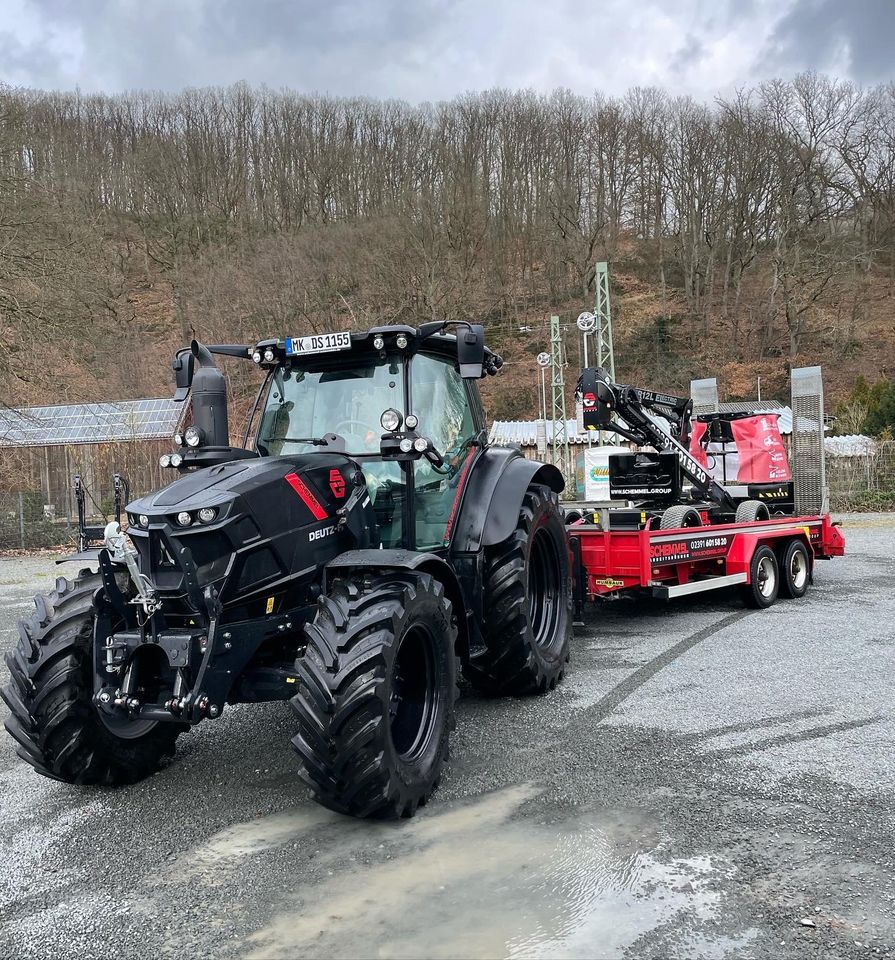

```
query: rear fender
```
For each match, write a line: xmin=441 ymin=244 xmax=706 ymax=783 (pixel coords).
xmin=450 ymin=447 xmax=564 ymax=553
xmin=324 ymin=549 xmax=471 ymax=661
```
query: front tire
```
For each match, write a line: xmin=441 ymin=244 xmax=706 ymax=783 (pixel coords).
xmin=291 ymin=571 xmax=457 ymax=818
xmin=463 ymin=483 xmax=572 ymax=696
xmin=2 ymin=572 xmax=184 ymax=785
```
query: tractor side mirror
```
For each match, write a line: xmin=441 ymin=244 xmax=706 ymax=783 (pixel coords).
xmin=457 ymin=324 xmax=486 ymax=379
xmin=172 ymin=349 xmax=195 ymax=402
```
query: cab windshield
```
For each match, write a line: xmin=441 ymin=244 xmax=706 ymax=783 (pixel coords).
xmin=257 ymin=359 xmax=404 ymax=457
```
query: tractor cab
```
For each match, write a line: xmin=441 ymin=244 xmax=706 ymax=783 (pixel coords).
xmin=251 ymin=327 xmax=486 ymax=550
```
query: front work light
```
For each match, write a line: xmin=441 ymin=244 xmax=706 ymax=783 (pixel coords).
xmin=170 ymin=453 xmax=184 ymax=468
xmin=176 ymin=512 xmax=192 ymax=527
xmin=413 ymin=437 xmax=429 ymax=453
xmin=399 ymin=438 xmax=414 ymax=453
xmin=380 ymin=408 xmax=402 ymax=432
xmin=159 ymin=454 xmax=172 ymax=468
xmin=373 ymin=335 xmax=385 ymax=350
xmin=185 ymin=425 xmax=202 ymax=448
xmin=197 ymin=507 xmax=217 ymax=524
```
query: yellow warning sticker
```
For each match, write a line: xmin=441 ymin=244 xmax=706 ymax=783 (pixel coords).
xmin=594 ymin=577 xmax=625 ymax=589
xmin=266 ymin=597 xmax=275 ymax=614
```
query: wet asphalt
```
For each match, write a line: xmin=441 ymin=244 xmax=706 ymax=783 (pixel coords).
xmin=0 ymin=515 xmax=893 ymax=960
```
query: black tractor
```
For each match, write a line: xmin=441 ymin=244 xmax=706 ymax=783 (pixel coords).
xmin=3 ymin=323 xmax=571 ymax=818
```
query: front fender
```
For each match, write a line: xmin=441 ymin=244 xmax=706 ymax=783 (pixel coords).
xmin=324 ymin=549 xmax=470 ymax=660
xmin=450 ymin=447 xmax=564 ymax=554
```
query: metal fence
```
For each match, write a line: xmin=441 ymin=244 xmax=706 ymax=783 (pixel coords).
xmin=827 ymin=441 xmax=895 ymax=511
xmin=0 ymin=476 xmax=129 ymax=552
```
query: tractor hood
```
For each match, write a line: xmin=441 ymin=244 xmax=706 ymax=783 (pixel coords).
xmin=125 ymin=453 xmax=377 ymax=619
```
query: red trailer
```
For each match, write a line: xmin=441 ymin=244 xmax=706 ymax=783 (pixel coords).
xmin=569 ymin=511 xmax=845 ymax=609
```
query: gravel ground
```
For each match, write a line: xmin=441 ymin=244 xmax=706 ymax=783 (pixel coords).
xmin=0 ymin=515 xmax=893 ymax=959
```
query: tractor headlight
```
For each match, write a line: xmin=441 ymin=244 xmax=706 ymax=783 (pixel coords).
xmin=139 ymin=514 xmax=150 ymax=528
xmin=175 ymin=511 xmax=192 ymax=527
xmin=159 ymin=454 xmax=172 ymax=468
xmin=405 ymin=414 xmax=419 ymax=430
xmin=396 ymin=334 xmax=408 ymax=349
xmin=380 ymin=408 xmax=402 ymax=432
xmin=399 ymin=438 xmax=414 ymax=453
xmin=373 ymin=335 xmax=385 ymax=350
xmin=170 ymin=453 xmax=184 ymax=468
xmin=263 ymin=348 xmax=275 ymax=363
xmin=413 ymin=437 xmax=429 ymax=453
xmin=197 ymin=507 xmax=217 ymax=524
xmin=173 ymin=432 xmax=184 ymax=446
xmin=184 ymin=425 xmax=203 ymax=448
xmin=252 ymin=350 xmax=262 ymax=363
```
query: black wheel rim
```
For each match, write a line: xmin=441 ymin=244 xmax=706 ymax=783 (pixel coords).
xmin=528 ymin=526 xmax=563 ymax=649
xmin=389 ymin=623 xmax=438 ymax=762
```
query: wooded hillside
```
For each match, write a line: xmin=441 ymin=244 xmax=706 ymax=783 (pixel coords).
xmin=2 ymin=74 xmax=894 ymax=419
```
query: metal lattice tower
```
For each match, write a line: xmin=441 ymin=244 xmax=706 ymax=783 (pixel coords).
xmin=594 ymin=261 xmax=616 ymax=380
xmin=550 ymin=314 xmax=571 ymax=482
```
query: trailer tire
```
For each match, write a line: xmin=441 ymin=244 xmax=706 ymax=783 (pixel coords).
xmin=291 ymin=571 xmax=457 ymax=819
xmin=464 ymin=483 xmax=572 ymax=696
xmin=741 ymin=545 xmax=779 ymax=609
xmin=659 ymin=505 xmax=702 ymax=530
xmin=779 ymin=539 xmax=811 ymax=599
xmin=735 ymin=500 xmax=771 ymax=523
xmin=1 ymin=572 xmax=184 ymax=785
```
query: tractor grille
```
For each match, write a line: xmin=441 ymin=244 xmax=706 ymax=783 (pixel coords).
xmin=790 ymin=366 xmax=827 ymax=515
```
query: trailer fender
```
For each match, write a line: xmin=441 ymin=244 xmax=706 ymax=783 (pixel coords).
xmin=324 ymin=549 xmax=470 ymax=659
xmin=451 ymin=447 xmax=564 ymax=552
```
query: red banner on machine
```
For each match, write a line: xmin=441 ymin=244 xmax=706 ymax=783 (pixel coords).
xmin=729 ymin=415 xmax=791 ymax=483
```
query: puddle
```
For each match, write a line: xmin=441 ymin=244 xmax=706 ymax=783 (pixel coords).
xmin=241 ymin=785 xmax=742 ymax=959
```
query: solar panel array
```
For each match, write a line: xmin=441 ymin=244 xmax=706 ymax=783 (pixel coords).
xmin=0 ymin=398 xmax=182 ymax=447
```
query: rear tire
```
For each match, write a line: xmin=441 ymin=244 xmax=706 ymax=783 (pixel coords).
xmin=741 ymin=545 xmax=779 ymax=609
xmin=1 ymin=572 xmax=184 ymax=785
xmin=735 ymin=500 xmax=771 ymax=522
xmin=463 ymin=483 xmax=572 ymax=696
xmin=659 ymin=505 xmax=702 ymax=530
xmin=291 ymin=571 xmax=457 ymax=818
xmin=779 ymin=539 xmax=811 ymax=599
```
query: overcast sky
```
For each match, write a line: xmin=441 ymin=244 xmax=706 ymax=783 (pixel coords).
xmin=1 ymin=0 xmax=892 ymax=101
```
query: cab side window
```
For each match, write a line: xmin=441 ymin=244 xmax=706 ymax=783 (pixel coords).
xmin=411 ymin=353 xmax=478 ymax=549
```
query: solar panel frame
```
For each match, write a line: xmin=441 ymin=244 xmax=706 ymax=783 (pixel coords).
xmin=0 ymin=398 xmax=184 ymax=447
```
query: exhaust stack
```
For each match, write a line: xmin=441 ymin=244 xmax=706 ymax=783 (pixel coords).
xmin=190 ymin=340 xmax=230 ymax=447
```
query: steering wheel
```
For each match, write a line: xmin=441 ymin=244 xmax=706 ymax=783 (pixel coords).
xmin=334 ymin=419 xmax=373 ymax=436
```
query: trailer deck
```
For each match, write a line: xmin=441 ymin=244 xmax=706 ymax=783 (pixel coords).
xmin=569 ymin=512 xmax=845 ymax=606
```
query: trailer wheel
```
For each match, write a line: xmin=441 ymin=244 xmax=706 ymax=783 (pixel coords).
xmin=742 ymin=545 xmax=779 ymax=609
xmin=1 ymin=572 xmax=184 ymax=785
xmin=779 ymin=539 xmax=811 ymax=599
xmin=291 ymin=571 xmax=457 ymax=818
xmin=464 ymin=483 xmax=572 ymax=696
xmin=659 ymin=505 xmax=702 ymax=530
xmin=735 ymin=500 xmax=771 ymax=522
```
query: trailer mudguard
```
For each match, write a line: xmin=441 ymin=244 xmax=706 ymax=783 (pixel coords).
xmin=324 ymin=549 xmax=470 ymax=657
xmin=450 ymin=447 xmax=564 ymax=554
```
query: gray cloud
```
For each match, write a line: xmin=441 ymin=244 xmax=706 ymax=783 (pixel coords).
xmin=0 ymin=0 xmax=892 ymax=99
xmin=761 ymin=0 xmax=895 ymax=84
